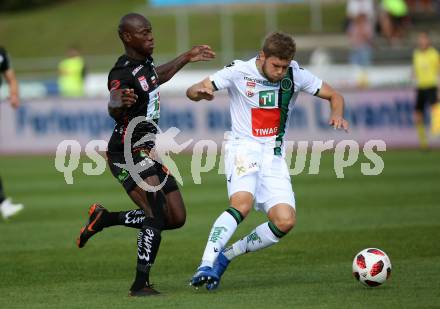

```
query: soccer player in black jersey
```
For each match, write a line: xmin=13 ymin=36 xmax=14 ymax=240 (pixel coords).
xmin=76 ymin=13 xmax=215 ymax=296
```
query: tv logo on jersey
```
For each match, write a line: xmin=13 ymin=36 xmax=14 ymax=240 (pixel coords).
xmin=259 ymin=90 xmax=276 ymax=107
xmin=138 ymin=76 xmax=149 ymax=92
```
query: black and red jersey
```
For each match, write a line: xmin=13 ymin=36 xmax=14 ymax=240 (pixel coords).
xmin=107 ymin=54 xmax=161 ymax=152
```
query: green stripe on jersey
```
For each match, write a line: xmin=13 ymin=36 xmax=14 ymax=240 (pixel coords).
xmin=274 ymin=67 xmax=294 ymax=156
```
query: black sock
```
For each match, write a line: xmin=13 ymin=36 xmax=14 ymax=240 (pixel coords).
xmin=0 ymin=177 xmax=5 ymax=204
xmin=130 ymin=224 xmax=162 ymax=291
xmin=101 ymin=191 xmax=167 ymax=230
xmin=130 ymin=191 xmax=165 ymax=291
xmin=100 ymin=210 xmax=145 ymax=229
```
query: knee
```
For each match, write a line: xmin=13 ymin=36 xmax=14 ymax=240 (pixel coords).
xmin=172 ymin=211 xmax=186 ymax=229
xmin=274 ymin=215 xmax=296 ymax=233
xmin=230 ymin=192 xmax=254 ymax=219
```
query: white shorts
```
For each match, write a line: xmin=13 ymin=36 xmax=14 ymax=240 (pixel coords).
xmin=224 ymin=140 xmax=296 ymax=214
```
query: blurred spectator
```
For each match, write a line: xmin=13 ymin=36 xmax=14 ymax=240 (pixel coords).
xmin=310 ymin=47 xmax=332 ymax=67
xmin=346 ymin=0 xmax=376 ymax=24
xmin=347 ymin=13 xmax=374 ymax=67
xmin=58 ymin=46 xmax=86 ymax=97
xmin=379 ymin=0 xmax=410 ymax=45
xmin=412 ymin=32 xmax=440 ymax=149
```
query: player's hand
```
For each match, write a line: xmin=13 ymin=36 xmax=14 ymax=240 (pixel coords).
xmin=196 ymin=88 xmax=214 ymax=101
xmin=329 ymin=115 xmax=349 ymax=132
xmin=8 ymin=94 xmax=20 ymax=109
xmin=187 ymin=45 xmax=216 ymax=63
xmin=120 ymin=89 xmax=138 ymax=107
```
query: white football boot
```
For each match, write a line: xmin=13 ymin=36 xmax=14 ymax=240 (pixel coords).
xmin=0 ymin=198 xmax=24 ymax=220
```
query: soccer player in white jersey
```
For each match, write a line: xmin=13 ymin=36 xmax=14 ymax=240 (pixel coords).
xmin=186 ymin=32 xmax=349 ymax=290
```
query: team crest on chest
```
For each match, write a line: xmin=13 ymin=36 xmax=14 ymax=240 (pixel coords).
xmin=138 ymin=76 xmax=149 ymax=91
xmin=246 ymin=81 xmax=256 ymax=97
xmin=281 ymin=77 xmax=293 ymax=91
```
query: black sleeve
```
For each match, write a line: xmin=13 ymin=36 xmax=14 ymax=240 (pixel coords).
xmin=108 ymin=68 xmax=133 ymax=92
xmin=0 ymin=47 xmax=11 ymax=73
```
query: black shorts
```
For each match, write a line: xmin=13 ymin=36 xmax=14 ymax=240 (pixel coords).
xmin=416 ymin=87 xmax=438 ymax=112
xmin=107 ymin=149 xmax=178 ymax=194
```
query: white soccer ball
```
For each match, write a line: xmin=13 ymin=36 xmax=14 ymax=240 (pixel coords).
xmin=352 ymin=248 xmax=392 ymax=287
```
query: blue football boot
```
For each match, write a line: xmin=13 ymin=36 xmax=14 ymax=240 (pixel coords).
xmin=206 ymin=252 xmax=231 ymax=291
xmin=190 ymin=266 xmax=219 ymax=288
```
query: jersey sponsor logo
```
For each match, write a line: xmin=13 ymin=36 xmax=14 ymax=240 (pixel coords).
xmin=110 ymin=79 xmax=121 ymax=91
xmin=146 ymin=89 xmax=160 ymax=120
xmin=251 ymin=108 xmax=280 ymax=137
xmin=246 ymin=81 xmax=256 ymax=97
xmin=138 ymin=76 xmax=149 ymax=92
xmin=131 ymin=65 xmax=143 ymax=76
xmin=259 ymin=90 xmax=276 ymax=107
xmin=244 ymin=76 xmax=278 ymax=87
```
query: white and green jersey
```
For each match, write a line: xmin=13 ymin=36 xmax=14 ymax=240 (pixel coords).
xmin=210 ymin=57 xmax=322 ymax=155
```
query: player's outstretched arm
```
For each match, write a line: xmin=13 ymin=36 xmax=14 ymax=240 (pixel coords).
xmin=3 ymin=69 xmax=20 ymax=109
xmin=186 ymin=77 xmax=215 ymax=102
xmin=316 ymin=82 xmax=349 ymax=132
xmin=156 ymin=45 xmax=215 ymax=85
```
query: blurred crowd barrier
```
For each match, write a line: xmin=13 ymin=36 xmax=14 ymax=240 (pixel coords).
xmin=0 ymin=65 xmax=414 ymax=100
xmin=1 ymin=88 xmax=438 ymax=154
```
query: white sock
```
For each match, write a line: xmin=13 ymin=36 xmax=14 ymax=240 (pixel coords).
xmin=200 ymin=211 xmax=239 ymax=268
xmin=223 ymin=222 xmax=281 ymax=261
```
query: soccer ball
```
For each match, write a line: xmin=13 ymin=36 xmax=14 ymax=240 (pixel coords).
xmin=352 ymin=248 xmax=392 ymax=287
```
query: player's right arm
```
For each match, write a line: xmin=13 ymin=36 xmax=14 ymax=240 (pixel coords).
xmin=186 ymin=77 xmax=215 ymax=101
xmin=107 ymin=70 xmax=138 ymax=121
xmin=186 ymin=61 xmax=237 ymax=102
xmin=108 ymin=88 xmax=138 ymax=120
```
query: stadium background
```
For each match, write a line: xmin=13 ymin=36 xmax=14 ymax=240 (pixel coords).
xmin=0 ymin=0 xmax=439 ymax=308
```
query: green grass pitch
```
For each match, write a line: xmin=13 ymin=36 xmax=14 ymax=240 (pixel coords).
xmin=0 ymin=150 xmax=439 ymax=308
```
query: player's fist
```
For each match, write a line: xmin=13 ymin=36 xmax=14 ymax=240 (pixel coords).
xmin=8 ymin=94 xmax=20 ymax=109
xmin=109 ymin=88 xmax=138 ymax=108
xmin=196 ymin=88 xmax=214 ymax=101
xmin=121 ymin=89 xmax=138 ymax=107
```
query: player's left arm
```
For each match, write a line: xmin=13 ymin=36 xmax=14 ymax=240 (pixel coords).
xmin=155 ymin=45 xmax=215 ymax=85
xmin=316 ymin=82 xmax=349 ymax=131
